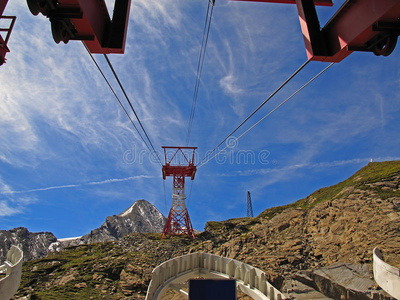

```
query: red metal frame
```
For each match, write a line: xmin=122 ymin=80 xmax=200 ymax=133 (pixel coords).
xmin=232 ymin=0 xmax=400 ymax=62
xmin=161 ymin=147 xmax=197 ymax=239
xmin=162 ymin=146 xmax=197 ymax=180
xmin=296 ymin=0 xmax=400 ymax=62
xmin=230 ymin=0 xmax=333 ymax=6
xmin=0 ymin=0 xmax=16 ymax=65
xmin=27 ymin=0 xmax=131 ymax=54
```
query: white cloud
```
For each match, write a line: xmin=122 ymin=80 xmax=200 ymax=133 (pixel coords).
xmin=220 ymin=73 xmax=244 ymax=95
xmin=1 ymin=175 xmax=156 ymax=195
xmin=1 ymin=0 xmax=400 ymax=235
xmin=216 ymin=158 xmax=370 ymax=178
xmin=0 ymin=176 xmax=38 ymax=217
xmin=0 ymin=177 xmax=14 ymax=194
xmin=0 ymin=201 xmax=21 ymax=217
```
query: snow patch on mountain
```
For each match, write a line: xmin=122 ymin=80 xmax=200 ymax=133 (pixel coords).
xmin=0 ymin=200 xmax=166 ymax=261
xmin=0 ymin=227 xmax=57 ymax=262
xmin=61 ymin=199 xmax=166 ymax=247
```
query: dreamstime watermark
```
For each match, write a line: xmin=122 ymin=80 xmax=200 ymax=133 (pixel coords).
xmin=123 ymin=136 xmax=273 ymax=166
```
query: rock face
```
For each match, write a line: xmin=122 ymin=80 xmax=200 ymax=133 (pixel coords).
xmin=283 ymin=263 xmax=387 ymax=300
xmin=201 ymin=161 xmax=400 ymax=299
xmin=0 ymin=200 xmax=165 ymax=263
xmin=10 ymin=161 xmax=400 ymax=299
xmin=0 ymin=227 xmax=57 ymax=262
xmin=60 ymin=200 xmax=166 ymax=247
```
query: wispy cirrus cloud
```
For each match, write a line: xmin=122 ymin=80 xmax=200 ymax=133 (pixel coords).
xmin=0 ymin=196 xmax=38 ymax=217
xmin=0 ymin=201 xmax=21 ymax=217
xmin=1 ymin=175 xmax=155 ymax=195
xmin=214 ymin=158 xmax=372 ymax=178
xmin=0 ymin=176 xmax=38 ymax=217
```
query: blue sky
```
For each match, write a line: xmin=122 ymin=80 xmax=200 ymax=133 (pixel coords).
xmin=1 ymin=0 xmax=400 ymax=238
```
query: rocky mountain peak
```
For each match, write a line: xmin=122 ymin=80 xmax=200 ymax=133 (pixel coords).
xmin=0 ymin=227 xmax=57 ymax=262
xmin=119 ymin=199 xmax=162 ymax=218
xmin=5 ymin=162 xmax=400 ymax=300
xmin=60 ymin=199 xmax=166 ymax=247
xmin=1 ymin=200 xmax=166 ymax=262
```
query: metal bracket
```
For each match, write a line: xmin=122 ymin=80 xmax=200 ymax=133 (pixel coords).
xmin=0 ymin=15 xmax=16 ymax=46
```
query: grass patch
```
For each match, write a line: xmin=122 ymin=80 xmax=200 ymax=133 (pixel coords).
xmin=257 ymin=161 xmax=400 ymax=220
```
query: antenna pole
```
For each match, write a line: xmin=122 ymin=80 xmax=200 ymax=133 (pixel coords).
xmin=247 ymin=191 xmax=254 ymax=218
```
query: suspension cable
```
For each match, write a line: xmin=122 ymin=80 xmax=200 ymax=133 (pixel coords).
xmin=186 ymin=0 xmax=215 ymax=146
xmin=163 ymin=179 xmax=168 ymax=213
xmin=82 ymin=43 xmax=159 ymax=162
xmin=187 ymin=180 xmax=194 ymax=207
xmin=198 ymin=59 xmax=310 ymax=166
xmin=103 ymin=54 xmax=162 ymax=165
xmin=197 ymin=62 xmax=334 ymax=169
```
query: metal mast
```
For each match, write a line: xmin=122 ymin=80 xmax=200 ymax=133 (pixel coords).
xmin=161 ymin=146 xmax=197 ymax=239
xmin=247 ymin=191 xmax=254 ymax=218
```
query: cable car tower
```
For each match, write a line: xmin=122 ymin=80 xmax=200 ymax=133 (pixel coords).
xmin=161 ymin=146 xmax=197 ymax=239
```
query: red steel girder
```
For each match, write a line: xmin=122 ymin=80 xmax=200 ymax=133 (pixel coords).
xmin=27 ymin=0 xmax=131 ymax=54
xmin=297 ymin=0 xmax=400 ymax=62
xmin=232 ymin=0 xmax=400 ymax=62
xmin=162 ymin=206 xmax=195 ymax=239
xmin=162 ymin=165 xmax=197 ymax=180
xmin=0 ymin=0 xmax=15 ymax=66
xmin=173 ymin=175 xmax=185 ymax=189
xmin=162 ymin=146 xmax=197 ymax=180
xmin=62 ymin=0 xmax=131 ymax=53
xmin=0 ymin=0 xmax=7 ymax=15
xmin=229 ymin=0 xmax=333 ymax=6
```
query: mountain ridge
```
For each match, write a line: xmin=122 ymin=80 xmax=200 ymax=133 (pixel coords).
xmin=0 ymin=199 xmax=166 ymax=261
xmin=0 ymin=227 xmax=57 ymax=263
xmin=7 ymin=161 xmax=400 ymax=299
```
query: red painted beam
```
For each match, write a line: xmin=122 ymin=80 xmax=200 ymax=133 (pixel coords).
xmin=162 ymin=146 xmax=197 ymax=180
xmin=230 ymin=0 xmax=333 ymax=7
xmin=162 ymin=146 xmax=198 ymax=149
xmin=297 ymin=0 xmax=400 ymax=62
xmin=28 ymin=0 xmax=131 ymax=54
xmin=57 ymin=0 xmax=110 ymax=53
xmin=0 ymin=37 xmax=9 ymax=65
xmin=0 ymin=0 xmax=8 ymax=15
xmin=0 ymin=0 xmax=14 ymax=66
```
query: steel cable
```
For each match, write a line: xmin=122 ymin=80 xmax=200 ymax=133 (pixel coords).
xmin=186 ymin=0 xmax=215 ymax=146
xmin=198 ymin=62 xmax=334 ymax=168
xmin=198 ymin=60 xmax=310 ymax=166
xmin=82 ymin=43 xmax=159 ymax=163
xmin=103 ymin=54 xmax=163 ymax=165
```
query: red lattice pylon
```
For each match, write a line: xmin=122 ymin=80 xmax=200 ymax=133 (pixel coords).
xmin=161 ymin=147 xmax=197 ymax=239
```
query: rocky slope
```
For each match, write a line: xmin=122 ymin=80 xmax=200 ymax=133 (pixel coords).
xmin=200 ymin=161 xmax=400 ymax=298
xmin=10 ymin=161 xmax=400 ymax=299
xmin=1 ymin=200 xmax=166 ymax=262
xmin=59 ymin=200 xmax=166 ymax=247
xmin=0 ymin=227 xmax=57 ymax=263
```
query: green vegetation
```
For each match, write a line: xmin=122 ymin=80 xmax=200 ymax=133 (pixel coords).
xmin=144 ymin=233 xmax=163 ymax=240
xmin=257 ymin=161 xmax=400 ymax=220
xmin=353 ymin=161 xmax=400 ymax=183
xmin=19 ymin=243 xmax=123 ymax=299
xmin=205 ymin=217 xmax=260 ymax=235
xmin=205 ymin=161 xmax=400 ymax=230
xmin=14 ymin=161 xmax=400 ymax=299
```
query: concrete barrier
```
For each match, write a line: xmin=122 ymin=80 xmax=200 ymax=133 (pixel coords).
xmin=373 ymin=247 xmax=400 ymax=299
xmin=0 ymin=245 xmax=23 ymax=300
xmin=145 ymin=252 xmax=287 ymax=300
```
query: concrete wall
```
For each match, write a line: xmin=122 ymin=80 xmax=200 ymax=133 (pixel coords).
xmin=0 ymin=245 xmax=23 ymax=300
xmin=145 ymin=252 xmax=287 ymax=300
xmin=373 ymin=247 xmax=400 ymax=299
